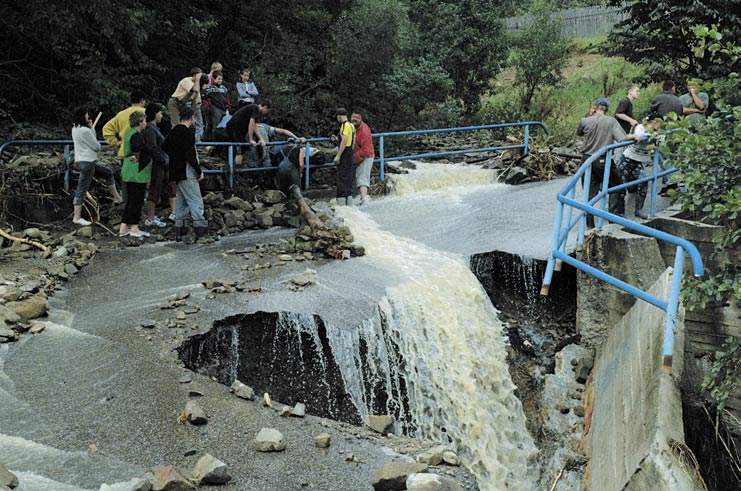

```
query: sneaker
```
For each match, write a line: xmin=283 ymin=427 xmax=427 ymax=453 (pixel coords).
xmin=73 ymin=218 xmax=92 ymax=226
xmin=118 ymin=231 xmax=130 ymax=237
xmin=130 ymin=230 xmax=151 ymax=238
xmin=145 ymin=217 xmax=168 ymax=228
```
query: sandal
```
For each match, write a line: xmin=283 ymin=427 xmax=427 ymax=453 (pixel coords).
xmin=118 ymin=231 xmax=130 ymax=237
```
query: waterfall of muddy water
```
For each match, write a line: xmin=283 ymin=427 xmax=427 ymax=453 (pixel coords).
xmin=334 ymin=207 xmax=538 ymax=490
xmin=388 ymin=161 xmax=496 ymax=196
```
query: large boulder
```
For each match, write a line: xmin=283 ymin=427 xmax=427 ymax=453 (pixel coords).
xmin=151 ymin=466 xmax=194 ymax=491
xmin=367 ymin=415 xmax=395 ymax=435
xmin=406 ymin=473 xmax=463 ymax=491
xmin=8 ymin=296 xmax=48 ymax=321
xmin=371 ymin=462 xmax=428 ymax=491
xmin=192 ymin=454 xmax=231 ymax=485
xmin=255 ymin=428 xmax=285 ymax=452
xmin=0 ymin=464 xmax=18 ymax=488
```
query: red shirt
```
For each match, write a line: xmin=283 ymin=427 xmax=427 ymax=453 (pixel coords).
xmin=353 ymin=122 xmax=375 ymax=164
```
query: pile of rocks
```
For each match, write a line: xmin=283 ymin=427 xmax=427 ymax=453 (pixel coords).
xmin=0 ymin=227 xmax=101 ymax=343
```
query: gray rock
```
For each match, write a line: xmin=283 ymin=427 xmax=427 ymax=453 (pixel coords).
xmin=0 ymin=325 xmax=19 ymax=343
xmin=416 ymin=445 xmax=447 ymax=465
xmin=261 ymin=190 xmax=285 ymax=204
xmin=230 ymin=380 xmax=255 ymax=400
xmin=0 ymin=305 xmax=21 ymax=325
xmin=179 ymin=374 xmax=192 ymax=384
xmin=151 ymin=465 xmax=194 ymax=490
xmin=192 ymin=453 xmax=231 ymax=485
xmin=280 ymin=406 xmax=292 ymax=417
xmin=0 ymin=286 xmax=21 ymax=302
xmin=367 ymin=414 xmax=395 ymax=435
xmin=442 ymin=451 xmax=460 ymax=466
xmin=64 ymin=263 xmax=79 ymax=275
xmin=185 ymin=400 xmax=208 ymax=425
xmin=53 ymin=246 xmax=69 ymax=258
xmin=290 ymin=402 xmax=306 ymax=417
xmin=224 ymin=196 xmax=254 ymax=211
xmin=132 ymin=478 xmax=153 ymax=491
xmin=371 ymin=462 xmax=428 ymax=491
xmin=255 ymin=428 xmax=286 ymax=452
xmin=255 ymin=212 xmax=273 ymax=228
xmin=29 ymin=323 xmax=45 ymax=334
xmin=8 ymin=296 xmax=48 ymax=321
xmin=406 ymin=473 xmax=463 ymax=491
xmin=23 ymin=227 xmax=42 ymax=239
xmin=76 ymin=226 xmax=93 ymax=238
xmin=503 ymin=166 xmax=528 ymax=185
xmin=314 ymin=433 xmax=331 ymax=448
xmin=0 ymin=464 xmax=18 ymax=488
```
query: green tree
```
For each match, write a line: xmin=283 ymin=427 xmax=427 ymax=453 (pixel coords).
xmin=605 ymin=0 xmax=741 ymax=83
xmin=670 ymin=26 xmax=740 ymax=311
xmin=510 ymin=1 xmax=571 ymax=114
xmin=408 ymin=0 xmax=508 ymax=115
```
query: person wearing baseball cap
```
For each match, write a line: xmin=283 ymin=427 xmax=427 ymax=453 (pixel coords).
xmin=576 ymin=96 xmax=640 ymax=226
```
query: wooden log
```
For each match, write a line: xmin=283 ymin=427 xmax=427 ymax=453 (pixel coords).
xmin=289 ymin=185 xmax=324 ymax=229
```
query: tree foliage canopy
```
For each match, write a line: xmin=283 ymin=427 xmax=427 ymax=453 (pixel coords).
xmin=0 ymin=0 xmax=515 ymax=134
xmin=605 ymin=0 xmax=741 ymax=84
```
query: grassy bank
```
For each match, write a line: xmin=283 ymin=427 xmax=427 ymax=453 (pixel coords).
xmin=480 ymin=37 xmax=661 ymax=144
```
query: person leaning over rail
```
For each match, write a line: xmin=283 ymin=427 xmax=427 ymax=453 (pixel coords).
xmin=616 ymin=115 xmax=664 ymax=220
xmin=167 ymin=68 xmax=202 ymax=131
xmin=119 ymin=111 xmax=153 ymax=239
xmin=576 ymin=97 xmax=639 ymax=227
xmin=331 ymin=108 xmax=355 ymax=206
xmin=70 ymin=105 xmax=122 ymax=226
xmin=225 ymin=101 xmax=271 ymax=168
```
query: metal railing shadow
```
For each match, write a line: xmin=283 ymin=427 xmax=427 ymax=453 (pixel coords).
xmin=540 ymin=135 xmax=704 ymax=373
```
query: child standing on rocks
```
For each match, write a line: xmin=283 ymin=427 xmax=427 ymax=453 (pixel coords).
xmin=71 ymin=105 xmax=122 ymax=226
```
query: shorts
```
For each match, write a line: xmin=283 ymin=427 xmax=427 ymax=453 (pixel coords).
xmin=148 ymin=164 xmax=177 ymax=203
xmin=355 ymin=157 xmax=373 ymax=188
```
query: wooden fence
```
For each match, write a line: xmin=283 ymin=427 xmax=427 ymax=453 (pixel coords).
xmin=505 ymin=4 xmax=629 ymax=38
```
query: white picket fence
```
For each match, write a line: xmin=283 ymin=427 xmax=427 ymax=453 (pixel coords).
xmin=505 ymin=4 xmax=629 ymax=38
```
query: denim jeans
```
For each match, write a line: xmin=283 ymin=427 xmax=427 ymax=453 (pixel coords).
xmin=194 ymin=106 xmax=204 ymax=142
xmin=175 ymin=175 xmax=206 ymax=228
xmin=73 ymin=160 xmax=114 ymax=206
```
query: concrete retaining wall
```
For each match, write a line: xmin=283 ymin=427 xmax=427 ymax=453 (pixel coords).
xmin=588 ymin=269 xmax=703 ymax=491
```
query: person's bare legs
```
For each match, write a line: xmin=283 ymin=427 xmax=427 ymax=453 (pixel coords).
xmin=109 ymin=184 xmax=122 ymax=204
xmin=359 ymin=185 xmax=368 ymax=199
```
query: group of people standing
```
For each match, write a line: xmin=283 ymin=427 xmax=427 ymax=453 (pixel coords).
xmin=71 ymin=90 xmax=208 ymax=241
xmin=576 ymin=79 xmax=708 ymax=223
xmin=69 ymin=60 xmax=379 ymax=239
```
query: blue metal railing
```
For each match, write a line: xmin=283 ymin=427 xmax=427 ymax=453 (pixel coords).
xmin=540 ymin=135 xmax=703 ymax=373
xmin=1 ymin=121 xmax=549 ymax=192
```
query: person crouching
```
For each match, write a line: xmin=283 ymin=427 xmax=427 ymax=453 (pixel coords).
xmin=162 ymin=107 xmax=208 ymax=241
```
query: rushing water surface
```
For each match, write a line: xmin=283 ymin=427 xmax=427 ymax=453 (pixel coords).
xmin=1 ymin=161 xmax=569 ymax=490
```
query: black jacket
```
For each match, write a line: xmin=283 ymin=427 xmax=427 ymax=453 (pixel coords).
xmin=162 ymin=124 xmax=202 ymax=181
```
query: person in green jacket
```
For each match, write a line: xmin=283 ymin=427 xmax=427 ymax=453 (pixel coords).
xmin=118 ymin=111 xmax=153 ymax=238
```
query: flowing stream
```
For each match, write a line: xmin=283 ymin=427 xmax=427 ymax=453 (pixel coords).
xmin=1 ymin=160 xmax=560 ymax=490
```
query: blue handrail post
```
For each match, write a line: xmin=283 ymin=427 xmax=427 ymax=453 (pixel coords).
xmin=555 ymin=186 xmax=577 ymax=271
xmin=663 ymin=247 xmax=686 ymax=373
xmin=304 ymin=142 xmax=311 ymax=190
xmin=379 ymin=136 xmax=385 ymax=182
xmin=577 ymin=164 xmax=592 ymax=250
xmin=228 ymin=145 xmax=234 ymax=190
xmin=596 ymin=150 xmax=613 ymax=229
xmin=523 ymin=124 xmax=530 ymax=157
xmin=542 ymin=199 xmax=566 ymax=295
xmin=64 ymin=144 xmax=71 ymax=192
xmin=650 ymin=145 xmax=661 ymax=217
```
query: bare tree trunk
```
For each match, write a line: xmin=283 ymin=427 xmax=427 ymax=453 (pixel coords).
xmin=289 ymin=184 xmax=324 ymax=229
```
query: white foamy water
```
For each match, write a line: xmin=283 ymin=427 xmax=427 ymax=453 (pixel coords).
xmin=336 ymin=207 xmax=537 ymax=490
xmin=388 ymin=160 xmax=497 ymax=196
xmin=12 ymin=472 xmax=92 ymax=491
